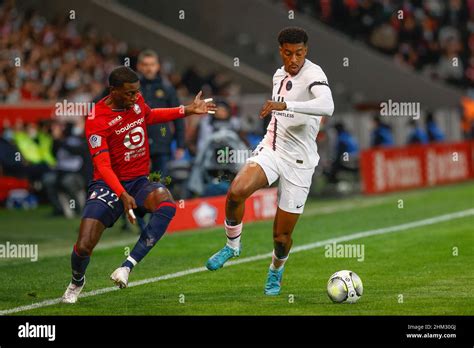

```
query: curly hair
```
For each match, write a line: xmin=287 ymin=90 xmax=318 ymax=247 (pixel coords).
xmin=108 ymin=66 xmax=139 ymax=88
xmin=278 ymin=27 xmax=308 ymax=46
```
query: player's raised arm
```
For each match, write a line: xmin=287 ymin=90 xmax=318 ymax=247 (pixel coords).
xmin=146 ymin=91 xmax=217 ymax=125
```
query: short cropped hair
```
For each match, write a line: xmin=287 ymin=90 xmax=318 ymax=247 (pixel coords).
xmin=108 ymin=66 xmax=139 ymax=87
xmin=278 ymin=27 xmax=308 ymax=46
xmin=137 ymin=49 xmax=159 ymax=63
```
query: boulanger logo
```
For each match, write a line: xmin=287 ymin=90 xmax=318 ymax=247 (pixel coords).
xmin=124 ymin=127 xmax=145 ymax=149
xmin=115 ymin=117 xmax=145 ymax=135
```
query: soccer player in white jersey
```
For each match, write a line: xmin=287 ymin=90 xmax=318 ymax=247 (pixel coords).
xmin=206 ymin=27 xmax=334 ymax=295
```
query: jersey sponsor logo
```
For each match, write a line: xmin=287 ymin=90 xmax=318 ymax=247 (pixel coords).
xmin=108 ymin=115 xmax=122 ymax=127
xmin=133 ymin=104 xmax=141 ymax=114
xmin=272 ymin=110 xmax=294 ymax=118
xmin=115 ymin=117 xmax=145 ymax=135
xmin=89 ymin=134 xmax=102 ymax=148
xmin=124 ymin=126 xmax=145 ymax=149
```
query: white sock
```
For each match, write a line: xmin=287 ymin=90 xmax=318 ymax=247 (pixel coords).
xmin=225 ymin=221 xmax=242 ymax=249
xmin=270 ymin=250 xmax=288 ymax=270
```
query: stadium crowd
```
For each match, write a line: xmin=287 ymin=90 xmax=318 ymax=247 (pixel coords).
xmin=282 ymin=0 xmax=474 ymax=91
xmin=0 ymin=1 xmax=239 ymax=103
xmin=0 ymin=0 xmax=249 ymax=217
xmin=0 ymin=0 xmax=471 ymax=217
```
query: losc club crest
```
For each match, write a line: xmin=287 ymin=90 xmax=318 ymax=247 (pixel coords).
xmin=192 ymin=202 xmax=217 ymax=227
xmin=133 ymin=104 xmax=141 ymax=114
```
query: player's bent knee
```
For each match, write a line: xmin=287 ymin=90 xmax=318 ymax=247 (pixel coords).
xmin=145 ymin=188 xmax=175 ymax=211
xmin=228 ymin=180 xmax=252 ymax=202
xmin=75 ymin=241 xmax=93 ymax=256
xmin=154 ymin=200 xmax=177 ymax=215
xmin=273 ymin=232 xmax=292 ymax=245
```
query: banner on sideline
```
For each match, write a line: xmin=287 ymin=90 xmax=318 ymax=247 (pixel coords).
xmin=360 ymin=141 xmax=474 ymax=194
xmin=167 ymin=188 xmax=278 ymax=233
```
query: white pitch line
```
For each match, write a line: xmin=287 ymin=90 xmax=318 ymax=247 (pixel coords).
xmin=0 ymin=194 xmax=393 ymax=262
xmin=1 ymin=208 xmax=473 ymax=315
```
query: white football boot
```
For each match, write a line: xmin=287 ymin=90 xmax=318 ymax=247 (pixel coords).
xmin=61 ymin=278 xmax=85 ymax=304
xmin=110 ymin=267 xmax=131 ymax=289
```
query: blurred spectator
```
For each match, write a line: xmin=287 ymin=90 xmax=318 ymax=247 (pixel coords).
xmin=43 ymin=122 xmax=91 ymax=217
xmin=370 ymin=116 xmax=394 ymax=147
xmin=136 ymin=49 xmax=185 ymax=176
xmin=0 ymin=120 xmax=27 ymax=177
xmin=461 ymin=96 xmax=474 ymax=138
xmin=12 ymin=120 xmax=55 ymax=181
xmin=326 ymin=122 xmax=359 ymax=184
xmin=425 ymin=112 xmax=445 ymax=142
xmin=407 ymin=119 xmax=429 ymax=145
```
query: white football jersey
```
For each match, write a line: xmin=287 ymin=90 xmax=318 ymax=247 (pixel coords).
xmin=260 ymin=59 xmax=333 ymax=169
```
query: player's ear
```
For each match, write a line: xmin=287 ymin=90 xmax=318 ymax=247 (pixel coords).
xmin=278 ymin=45 xmax=284 ymax=57
xmin=109 ymin=86 xmax=118 ymax=97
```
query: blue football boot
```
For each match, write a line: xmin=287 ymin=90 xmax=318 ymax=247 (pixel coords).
xmin=264 ymin=266 xmax=285 ymax=295
xmin=206 ymin=244 xmax=241 ymax=271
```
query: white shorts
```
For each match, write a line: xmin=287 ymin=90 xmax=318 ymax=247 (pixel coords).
xmin=247 ymin=146 xmax=315 ymax=214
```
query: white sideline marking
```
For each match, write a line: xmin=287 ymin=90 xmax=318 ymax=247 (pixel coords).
xmin=1 ymin=194 xmax=392 ymax=262
xmin=1 ymin=208 xmax=472 ymax=315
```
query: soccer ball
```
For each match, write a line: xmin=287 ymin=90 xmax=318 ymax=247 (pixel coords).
xmin=327 ymin=270 xmax=363 ymax=304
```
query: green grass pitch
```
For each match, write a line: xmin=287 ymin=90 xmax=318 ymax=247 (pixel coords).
xmin=0 ymin=181 xmax=473 ymax=315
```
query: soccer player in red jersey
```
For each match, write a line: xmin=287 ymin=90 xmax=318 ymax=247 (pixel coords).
xmin=62 ymin=66 xmax=216 ymax=303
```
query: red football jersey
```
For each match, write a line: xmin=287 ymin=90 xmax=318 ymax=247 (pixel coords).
xmin=85 ymin=93 xmax=153 ymax=181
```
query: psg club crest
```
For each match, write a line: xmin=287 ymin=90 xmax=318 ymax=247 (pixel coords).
xmin=133 ymin=104 xmax=141 ymax=114
xmin=286 ymin=80 xmax=292 ymax=91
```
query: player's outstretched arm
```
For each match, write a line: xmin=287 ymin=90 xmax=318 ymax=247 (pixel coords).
xmin=146 ymin=91 xmax=217 ymax=125
xmin=285 ymin=84 xmax=334 ymax=117
xmin=259 ymin=84 xmax=334 ymax=118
